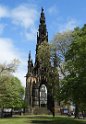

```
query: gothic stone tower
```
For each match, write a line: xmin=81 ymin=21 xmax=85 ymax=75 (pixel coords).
xmin=25 ymin=8 xmax=53 ymax=113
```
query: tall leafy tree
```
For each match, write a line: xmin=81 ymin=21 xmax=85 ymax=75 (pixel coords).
xmin=50 ymin=31 xmax=73 ymax=109
xmin=0 ymin=76 xmax=24 ymax=109
xmin=61 ymin=25 xmax=86 ymax=118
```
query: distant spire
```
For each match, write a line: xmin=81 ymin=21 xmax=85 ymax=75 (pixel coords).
xmin=28 ymin=51 xmax=31 ymax=61
xmin=27 ymin=51 xmax=33 ymax=74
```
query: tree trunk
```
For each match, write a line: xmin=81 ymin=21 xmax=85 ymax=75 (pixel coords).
xmin=74 ymin=103 xmax=79 ymax=118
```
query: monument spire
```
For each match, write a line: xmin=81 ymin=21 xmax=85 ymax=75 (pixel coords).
xmin=37 ymin=8 xmax=48 ymax=44
xmin=40 ymin=7 xmax=45 ymax=24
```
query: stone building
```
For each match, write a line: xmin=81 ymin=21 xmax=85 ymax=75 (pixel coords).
xmin=25 ymin=8 xmax=57 ymax=114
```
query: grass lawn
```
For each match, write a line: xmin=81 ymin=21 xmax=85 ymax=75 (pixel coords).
xmin=0 ymin=115 xmax=86 ymax=124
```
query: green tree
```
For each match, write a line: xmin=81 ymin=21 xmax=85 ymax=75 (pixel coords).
xmin=10 ymin=76 xmax=24 ymax=109
xmin=60 ymin=25 xmax=86 ymax=118
xmin=0 ymin=60 xmax=24 ymax=109
xmin=0 ymin=75 xmax=24 ymax=109
xmin=50 ymin=31 xmax=73 ymax=109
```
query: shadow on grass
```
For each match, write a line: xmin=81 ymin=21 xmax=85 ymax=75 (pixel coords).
xmin=29 ymin=116 xmax=86 ymax=124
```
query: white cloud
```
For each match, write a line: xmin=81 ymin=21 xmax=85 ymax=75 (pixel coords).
xmin=0 ymin=38 xmax=18 ymax=63
xmin=0 ymin=5 xmax=9 ymax=18
xmin=59 ymin=18 xmax=78 ymax=32
xmin=11 ymin=5 xmax=38 ymax=41
xmin=11 ymin=5 xmax=38 ymax=29
xmin=0 ymin=5 xmax=38 ymax=41
xmin=0 ymin=38 xmax=26 ymax=86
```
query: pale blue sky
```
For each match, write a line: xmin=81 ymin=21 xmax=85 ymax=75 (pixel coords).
xmin=0 ymin=0 xmax=86 ymax=86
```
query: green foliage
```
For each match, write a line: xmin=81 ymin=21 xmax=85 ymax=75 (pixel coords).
xmin=37 ymin=41 xmax=50 ymax=68
xmin=60 ymin=25 xmax=86 ymax=113
xmin=50 ymin=25 xmax=86 ymax=117
xmin=0 ymin=60 xmax=24 ymax=109
xmin=48 ymin=68 xmax=59 ymax=100
xmin=0 ymin=75 xmax=24 ymax=108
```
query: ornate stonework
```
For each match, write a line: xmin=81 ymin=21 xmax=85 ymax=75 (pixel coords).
xmin=25 ymin=8 xmax=55 ymax=114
